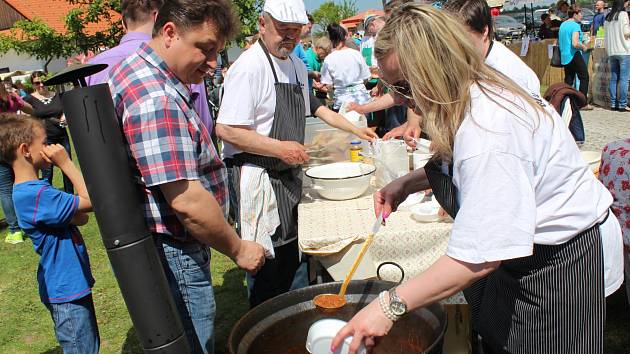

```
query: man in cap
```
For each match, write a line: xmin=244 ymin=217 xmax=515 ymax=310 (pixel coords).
xmin=360 ymin=14 xmax=386 ymax=79
xmin=107 ymin=0 xmax=265 ymax=352
xmin=217 ymin=0 xmax=376 ymax=307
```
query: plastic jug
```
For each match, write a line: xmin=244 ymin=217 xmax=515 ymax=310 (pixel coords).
xmin=369 ymin=139 xmax=409 ymax=188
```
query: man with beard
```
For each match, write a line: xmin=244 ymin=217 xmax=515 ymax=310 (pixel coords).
xmin=218 ymin=0 xmax=378 ymax=307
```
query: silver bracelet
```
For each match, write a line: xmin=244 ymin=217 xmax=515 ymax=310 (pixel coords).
xmin=378 ymin=291 xmax=399 ymax=322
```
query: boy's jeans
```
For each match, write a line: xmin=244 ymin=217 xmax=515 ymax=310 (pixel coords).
xmin=155 ymin=235 xmax=215 ymax=354
xmin=44 ymin=294 xmax=100 ymax=354
xmin=0 ymin=162 xmax=19 ymax=233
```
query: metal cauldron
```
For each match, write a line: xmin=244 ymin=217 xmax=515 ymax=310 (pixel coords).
xmin=228 ymin=280 xmax=447 ymax=354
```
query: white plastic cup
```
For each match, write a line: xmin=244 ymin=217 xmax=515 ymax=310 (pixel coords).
xmin=306 ymin=319 xmax=366 ymax=354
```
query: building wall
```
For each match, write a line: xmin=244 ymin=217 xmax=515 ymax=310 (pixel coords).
xmin=0 ymin=49 xmax=66 ymax=73
xmin=0 ymin=0 xmax=25 ymax=30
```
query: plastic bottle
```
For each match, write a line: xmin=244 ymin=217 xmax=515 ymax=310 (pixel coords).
xmin=349 ymin=141 xmax=363 ymax=162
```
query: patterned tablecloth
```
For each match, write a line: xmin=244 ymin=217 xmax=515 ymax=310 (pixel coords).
xmin=298 ymin=183 xmax=466 ymax=304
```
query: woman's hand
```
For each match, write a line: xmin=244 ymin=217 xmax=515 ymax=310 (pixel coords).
xmin=346 ymin=101 xmax=365 ymax=115
xmin=374 ymin=176 xmax=410 ymax=221
xmin=382 ymin=124 xmax=405 ymax=140
xmin=330 ymin=299 xmax=393 ymax=354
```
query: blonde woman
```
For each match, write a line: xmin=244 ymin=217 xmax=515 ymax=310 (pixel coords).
xmin=332 ymin=5 xmax=623 ymax=354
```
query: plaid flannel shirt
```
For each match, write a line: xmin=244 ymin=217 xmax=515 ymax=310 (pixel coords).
xmin=108 ymin=43 xmax=228 ymax=241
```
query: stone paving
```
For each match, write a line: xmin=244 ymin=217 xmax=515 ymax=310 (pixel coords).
xmin=581 ymin=107 xmax=629 ymax=152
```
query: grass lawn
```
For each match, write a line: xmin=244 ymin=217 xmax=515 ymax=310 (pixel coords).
xmin=0 ymin=165 xmax=249 ymax=354
xmin=1 ymin=163 xmax=629 ymax=353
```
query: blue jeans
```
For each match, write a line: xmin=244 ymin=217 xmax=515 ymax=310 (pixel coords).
xmin=41 ymin=134 xmax=74 ymax=194
xmin=44 ymin=294 xmax=100 ymax=354
xmin=0 ymin=162 xmax=19 ymax=233
xmin=155 ymin=235 xmax=215 ymax=354
xmin=609 ymin=55 xmax=630 ymax=108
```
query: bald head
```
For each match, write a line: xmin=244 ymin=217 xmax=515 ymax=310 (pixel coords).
xmin=595 ymin=0 xmax=605 ymax=11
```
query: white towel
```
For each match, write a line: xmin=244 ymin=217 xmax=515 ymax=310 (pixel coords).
xmin=239 ymin=164 xmax=278 ymax=259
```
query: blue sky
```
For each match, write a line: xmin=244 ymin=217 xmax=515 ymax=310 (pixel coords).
xmin=304 ymin=0 xmax=385 ymax=13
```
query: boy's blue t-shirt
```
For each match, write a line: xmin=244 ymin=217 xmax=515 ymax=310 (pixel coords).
xmin=13 ymin=180 xmax=94 ymax=304
xmin=559 ymin=20 xmax=583 ymax=65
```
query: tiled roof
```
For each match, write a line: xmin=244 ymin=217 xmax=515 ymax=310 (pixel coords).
xmin=3 ymin=0 xmax=120 ymax=34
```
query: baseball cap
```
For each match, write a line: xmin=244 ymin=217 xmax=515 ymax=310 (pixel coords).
xmin=263 ymin=0 xmax=309 ymax=25
xmin=363 ymin=14 xmax=378 ymax=29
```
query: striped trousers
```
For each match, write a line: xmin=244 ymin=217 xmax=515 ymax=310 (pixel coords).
xmin=465 ymin=225 xmax=605 ymax=354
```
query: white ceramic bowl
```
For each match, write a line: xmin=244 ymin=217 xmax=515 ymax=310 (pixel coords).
xmin=410 ymin=200 xmax=441 ymax=223
xmin=305 ymin=162 xmax=376 ymax=200
xmin=306 ymin=319 xmax=366 ymax=354
xmin=580 ymin=150 xmax=602 ymax=173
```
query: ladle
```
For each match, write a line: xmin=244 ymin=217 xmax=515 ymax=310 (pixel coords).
xmin=313 ymin=213 xmax=384 ymax=310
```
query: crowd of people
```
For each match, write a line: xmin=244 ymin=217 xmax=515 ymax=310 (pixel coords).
xmin=0 ymin=0 xmax=627 ymax=353
xmin=537 ymin=0 xmax=630 ymax=112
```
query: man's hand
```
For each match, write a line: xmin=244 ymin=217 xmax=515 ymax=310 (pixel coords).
xmin=354 ymin=127 xmax=378 ymax=141
xmin=232 ymin=240 xmax=266 ymax=275
xmin=277 ymin=141 xmax=309 ymax=165
xmin=40 ymin=144 xmax=71 ymax=168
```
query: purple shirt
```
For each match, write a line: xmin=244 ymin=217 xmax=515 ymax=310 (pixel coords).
xmin=86 ymin=32 xmax=214 ymax=134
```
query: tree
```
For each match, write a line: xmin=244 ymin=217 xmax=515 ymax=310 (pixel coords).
xmin=231 ymin=0 xmax=264 ymax=46
xmin=0 ymin=0 xmax=122 ymax=72
xmin=0 ymin=19 xmax=75 ymax=73
xmin=313 ymin=0 xmax=359 ymax=29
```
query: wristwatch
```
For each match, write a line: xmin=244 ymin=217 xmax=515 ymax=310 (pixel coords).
xmin=388 ymin=287 xmax=408 ymax=317
xmin=378 ymin=291 xmax=399 ymax=322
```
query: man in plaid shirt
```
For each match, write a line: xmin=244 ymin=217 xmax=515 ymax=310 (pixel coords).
xmin=107 ymin=1 xmax=265 ymax=353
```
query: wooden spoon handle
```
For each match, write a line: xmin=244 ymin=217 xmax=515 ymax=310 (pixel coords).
xmin=338 ymin=233 xmax=375 ymax=297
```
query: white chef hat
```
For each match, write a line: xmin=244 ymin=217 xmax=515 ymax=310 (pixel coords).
xmin=263 ymin=0 xmax=309 ymax=25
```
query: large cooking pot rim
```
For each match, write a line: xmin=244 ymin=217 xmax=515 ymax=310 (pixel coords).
xmin=228 ymin=279 xmax=447 ymax=354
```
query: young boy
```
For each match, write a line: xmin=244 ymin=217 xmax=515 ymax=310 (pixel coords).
xmin=0 ymin=113 xmax=99 ymax=353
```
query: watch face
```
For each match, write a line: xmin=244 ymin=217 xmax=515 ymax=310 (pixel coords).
xmin=391 ymin=301 xmax=407 ymax=316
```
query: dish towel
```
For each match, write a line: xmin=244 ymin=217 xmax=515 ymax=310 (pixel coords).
xmin=239 ymin=164 xmax=279 ymax=259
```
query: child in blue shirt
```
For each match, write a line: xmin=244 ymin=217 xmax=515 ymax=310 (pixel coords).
xmin=0 ymin=113 xmax=99 ymax=354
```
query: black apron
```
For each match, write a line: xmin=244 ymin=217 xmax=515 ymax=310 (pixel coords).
xmin=230 ymin=40 xmax=306 ymax=247
xmin=425 ymin=159 xmax=605 ymax=354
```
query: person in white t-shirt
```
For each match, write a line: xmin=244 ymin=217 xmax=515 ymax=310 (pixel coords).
xmin=216 ymin=0 xmax=376 ymax=308
xmin=379 ymin=0 xmax=542 ymax=145
xmin=331 ymin=5 xmax=623 ymax=354
xmin=604 ymin=0 xmax=630 ymax=111
xmin=320 ymin=24 xmax=372 ymax=110
xmin=360 ymin=15 xmax=386 ymax=76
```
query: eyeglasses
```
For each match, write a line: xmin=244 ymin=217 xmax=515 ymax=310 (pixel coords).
xmin=381 ymin=79 xmax=413 ymax=101
xmin=32 ymin=81 xmax=44 ymax=86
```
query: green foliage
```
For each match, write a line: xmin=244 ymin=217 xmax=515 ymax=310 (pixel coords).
xmin=0 ymin=18 xmax=73 ymax=63
xmin=65 ymin=0 xmax=123 ymax=55
xmin=231 ymin=0 xmax=264 ymax=46
xmin=313 ymin=0 xmax=359 ymax=29
xmin=0 ymin=0 xmax=123 ymax=72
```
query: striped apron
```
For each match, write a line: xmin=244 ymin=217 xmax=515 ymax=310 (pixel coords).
xmin=228 ymin=40 xmax=306 ymax=307
xmin=424 ymin=159 xmax=605 ymax=354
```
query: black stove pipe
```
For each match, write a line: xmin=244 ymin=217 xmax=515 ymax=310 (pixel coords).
xmin=47 ymin=65 xmax=190 ymax=353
